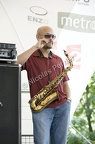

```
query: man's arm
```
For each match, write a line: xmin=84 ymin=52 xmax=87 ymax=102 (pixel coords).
xmin=16 ymin=45 xmax=37 ymax=65
xmin=16 ymin=39 xmax=46 ymax=65
xmin=63 ymin=81 xmax=72 ymax=102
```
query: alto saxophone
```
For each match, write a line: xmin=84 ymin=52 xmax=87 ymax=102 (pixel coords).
xmin=29 ymin=50 xmax=73 ymax=112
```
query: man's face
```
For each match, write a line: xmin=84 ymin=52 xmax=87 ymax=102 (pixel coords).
xmin=37 ymin=27 xmax=56 ymax=49
xmin=41 ymin=33 xmax=56 ymax=49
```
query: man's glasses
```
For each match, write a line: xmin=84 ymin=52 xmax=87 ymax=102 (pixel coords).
xmin=40 ymin=34 xmax=56 ymax=39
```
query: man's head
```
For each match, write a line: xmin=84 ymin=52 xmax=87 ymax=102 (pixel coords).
xmin=36 ymin=26 xmax=56 ymax=49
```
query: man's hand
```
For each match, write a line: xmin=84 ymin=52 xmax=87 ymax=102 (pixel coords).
xmin=35 ymin=38 xmax=48 ymax=48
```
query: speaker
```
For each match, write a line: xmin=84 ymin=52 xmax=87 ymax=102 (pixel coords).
xmin=0 ymin=63 xmax=21 ymax=144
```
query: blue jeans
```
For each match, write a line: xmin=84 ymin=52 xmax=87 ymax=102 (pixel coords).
xmin=32 ymin=101 xmax=71 ymax=144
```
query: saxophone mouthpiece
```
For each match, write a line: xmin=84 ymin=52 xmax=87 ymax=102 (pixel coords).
xmin=63 ymin=50 xmax=68 ymax=57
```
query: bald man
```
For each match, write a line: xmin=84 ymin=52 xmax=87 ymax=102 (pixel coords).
xmin=17 ymin=26 xmax=71 ymax=144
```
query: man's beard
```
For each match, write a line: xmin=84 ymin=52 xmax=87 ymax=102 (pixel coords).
xmin=43 ymin=41 xmax=53 ymax=49
xmin=44 ymin=45 xmax=52 ymax=49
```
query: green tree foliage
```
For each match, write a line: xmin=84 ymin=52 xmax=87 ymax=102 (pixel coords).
xmin=67 ymin=71 xmax=95 ymax=144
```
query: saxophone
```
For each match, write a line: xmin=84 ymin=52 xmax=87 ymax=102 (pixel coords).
xmin=29 ymin=50 xmax=73 ymax=112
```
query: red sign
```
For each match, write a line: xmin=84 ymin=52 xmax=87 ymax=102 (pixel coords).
xmin=66 ymin=45 xmax=81 ymax=69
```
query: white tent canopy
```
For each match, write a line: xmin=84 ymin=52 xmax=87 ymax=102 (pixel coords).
xmin=0 ymin=0 xmax=95 ymax=134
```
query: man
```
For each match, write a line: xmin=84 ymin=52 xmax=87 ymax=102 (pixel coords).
xmin=17 ymin=26 xmax=71 ymax=144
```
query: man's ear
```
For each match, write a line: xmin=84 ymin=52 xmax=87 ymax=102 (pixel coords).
xmin=36 ymin=35 xmax=40 ymax=40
